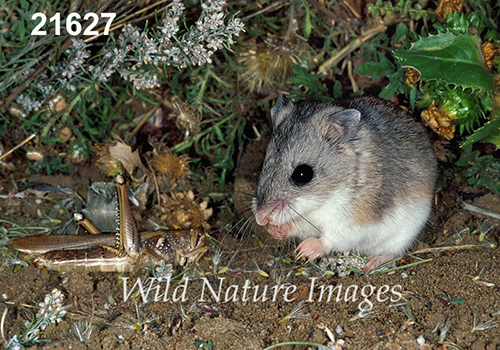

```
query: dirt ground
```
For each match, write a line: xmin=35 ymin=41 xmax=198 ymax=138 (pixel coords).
xmin=1 ymin=153 xmax=500 ymax=350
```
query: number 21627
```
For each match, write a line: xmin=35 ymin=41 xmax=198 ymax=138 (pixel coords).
xmin=31 ymin=12 xmax=116 ymax=36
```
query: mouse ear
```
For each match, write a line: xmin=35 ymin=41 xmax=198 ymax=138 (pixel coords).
xmin=328 ymin=109 xmax=361 ymax=142
xmin=270 ymin=94 xmax=294 ymax=127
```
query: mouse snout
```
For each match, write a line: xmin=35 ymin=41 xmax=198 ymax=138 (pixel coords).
xmin=255 ymin=208 xmax=271 ymax=226
xmin=251 ymin=197 xmax=268 ymax=225
xmin=252 ymin=194 xmax=272 ymax=226
xmin=253 ymin=198 xmax=289 ymax=227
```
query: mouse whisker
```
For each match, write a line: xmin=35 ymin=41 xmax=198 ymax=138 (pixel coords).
xmin=231 ymin=189 xmax=254 ymax=198
xmin=288 ymin=205 xmax=323 ymax=236
xmin=237 ymin=206 xmax=256 ymax=218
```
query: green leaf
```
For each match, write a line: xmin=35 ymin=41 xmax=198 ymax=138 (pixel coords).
xmin=450 ymin=297 xmax=466 ymax=305
xmin=20 ymin=0 xmax=29 ymax=10
xmin=394 ymin=32 xmax=494 ymax=94
xmin=393 ymin=22 xmax=409 ymax=43
xmin=333 ymin=80 xmax=342 ymax=99
xmin=462 ymin=118 xmax=500 ymax=148
xmin=288 ymin=66 xmax=327 ymax=95
xmin=354 ymin=52 xmax=395 ymax=79
xmin=18 ymin=17 xmax=26 ymax=41
xmin=379 ymin=81 xmax=401 ymax=100
xmin=301 ymin=0 xmax=312 ymax=38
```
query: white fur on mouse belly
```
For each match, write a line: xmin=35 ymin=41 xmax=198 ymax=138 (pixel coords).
xmin=260 ymin=188 xmax=432 ymax=257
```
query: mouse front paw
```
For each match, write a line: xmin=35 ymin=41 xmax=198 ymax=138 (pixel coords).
xmin=296 ymin=237 xmax=325 ymax=261
xmin=267 ymin=223 xmax=291 ymax=239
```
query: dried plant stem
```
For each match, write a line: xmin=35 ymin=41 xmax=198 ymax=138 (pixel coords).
xmin=1 ymin=48 xmax=50 ymax=91
xmin=241 ymin=1 xmax=289 ymax=22
xmin=170 ymin=113 xmax=235 ymax=152
xmin=40 ymin=85 xmax=93 ymax=140
xmin=463 ymin=203 xmax=500 ymax=220
xmin=126 ymin=95 xmax=170 ymax=143
xmin=3 ymin=301 xmax=35 ymax=309
xmin=263 ymin=342 xmax=327 ymax=350
xmin=147 ymin=159 xmax=162 ymax=216
xmin=1 ymin=60 xmax=51 ymax=113
xmin=411 ymin=243 xmax=495 ymax=255
xmin=317 ymin=16 xmax=396 ymax=74
xmin=343 ymin=0 xmax=362 ymax=19
xmin=1 ymin=308 xmax=7 ymax=343
xmin=283 ymin=2 xmax=295 ymax=42
xmin=0 ymin=133 xmax=36 ymax=162
xmin=368 ymin=258 xmax=433 ymax=275
xmin=1 ymin=39 xmax=74 ymax=113
xmin=347 ymin=58 xmax=358 ymax=92
xmin=395 ymin=317 xmax=415 ymax=335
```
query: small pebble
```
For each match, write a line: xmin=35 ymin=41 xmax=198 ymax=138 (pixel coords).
xmin=335 ymin=325 xmax=343 ymax=334
xmin=417 ymin=335 xmax=425 ymax=346
xmin=401 ymin=272 xmax=408 ymax=279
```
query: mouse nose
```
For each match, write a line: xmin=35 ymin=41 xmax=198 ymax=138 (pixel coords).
xmin=254 ymin=197 xmax=289 ymax=226
xmin=255 ymin=210 xmax=271 ymax=226
xmin=252 ymin=195 xmax=271 ymax=225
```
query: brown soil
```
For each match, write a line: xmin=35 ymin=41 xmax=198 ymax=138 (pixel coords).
xmin=1 ymin=158 xmax=500 ymax=350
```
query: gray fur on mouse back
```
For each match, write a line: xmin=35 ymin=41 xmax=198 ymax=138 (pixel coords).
xmin=252 ymin=94 xmax=437 ymax=272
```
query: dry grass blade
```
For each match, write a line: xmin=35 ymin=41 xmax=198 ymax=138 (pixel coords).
xmin=0 ymin=133 xmax=36 ymax=161
xmin=411 ymin=242 xmax=497 ymax=255
xmin=463 ymin=203 xmax=500 ymax=220
xmin=84 ymin=0 xmax=173 ymax=42
xmin=1 ymin=308 xmax=8 ymax=344
xmin=317 ymin=16 xmax=396 ymax=74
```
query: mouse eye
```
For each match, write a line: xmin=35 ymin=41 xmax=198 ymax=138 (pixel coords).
xmin=291 ymin=164 xmax=314 ymax=186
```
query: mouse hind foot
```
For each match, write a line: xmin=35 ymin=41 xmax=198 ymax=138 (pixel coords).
xmin=295 ymin=237 xmax=398 ymax=274
xmin=364 ymin=254 xmax=396 ymax=273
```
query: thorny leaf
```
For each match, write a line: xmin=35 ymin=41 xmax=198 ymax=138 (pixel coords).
xmin=394 ymin=32 xmax=494 ymax=94
xmin=463 ymin=118 xmax=500 ymax=148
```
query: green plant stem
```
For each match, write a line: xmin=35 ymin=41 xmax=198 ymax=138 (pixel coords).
xmin=0 ymin=219 xmax=48 ymax=236
xmin=194 ymin=66 xmax=233 ymax=106
xmin=30 ymin=196 xmax=70 ymax=216
xmin=194 ymin=68 xmax=210 ymax=106
xmin=369 ymin=258 xmax=432 ymax=275
xmin=41 ymin=84 xmax=93 ymax=139
xmin=170 ymin=113 xmax=236 ymax=153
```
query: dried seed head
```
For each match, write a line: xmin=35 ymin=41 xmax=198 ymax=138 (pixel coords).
xmin=482 ymin=42 xmax=499 ymax=69
xmin=66 ymin=139 xmax=90 ymax=164
xmin=48 ymin=93 xmax=68 ymax=114
xmin=435 ymin=0 xmax=463 ymax=22
xmin=25 ymin=141 xmax=53 ymax=162
xmin=421 ymin=101 xmax=456 ymax=140
xmin=405 ymin=67 xmax=420 ymax=87
xmin=160 ymin=191 xmax=212 ymax=229
xmin=238 ymin=36 xmax=310 ymax=92
xmin=150 ymin=148 xmax=191 ymax=180
xmin=171 ymin=96 xmax=200 ymax=138
xmin=25 ymin=147 xmax=45 ymax=161
xmin=57 ymin=126 xmax=73 ymax=144
xmin=7 ymin=105 xmax=27 ymax=119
